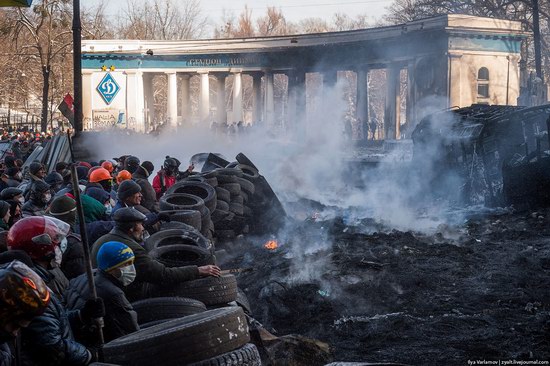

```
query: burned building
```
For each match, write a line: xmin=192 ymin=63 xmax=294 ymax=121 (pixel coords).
xmin=81 ymin=14 xmax=526 ymax=136
xmin=412 ymin=104 xmax=550 ymax=208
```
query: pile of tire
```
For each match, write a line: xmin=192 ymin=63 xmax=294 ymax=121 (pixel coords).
xmin=102 ymin=307 xmax=261 ymax=366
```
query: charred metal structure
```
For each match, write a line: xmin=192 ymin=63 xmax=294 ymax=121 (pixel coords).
xmin=81 ymin=14 xmax=526 ymax=136
xmin=412 ymin=104 xmax=550 ymax=208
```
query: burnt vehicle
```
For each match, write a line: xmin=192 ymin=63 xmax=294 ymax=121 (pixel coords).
xmin=412 ymin=104 xmax=550 ymax=208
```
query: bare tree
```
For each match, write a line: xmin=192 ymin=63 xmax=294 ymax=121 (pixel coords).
xmin=117 ymin=0 xmax=207 ymax=40
xmin=2 ymin=0 xmax=73 ymax=132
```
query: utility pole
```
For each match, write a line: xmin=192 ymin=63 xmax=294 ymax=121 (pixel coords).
xmin=72 ymin=0 xmax=83 ymax=133
xmin=532 ymin=0 xmax=543 ymax=81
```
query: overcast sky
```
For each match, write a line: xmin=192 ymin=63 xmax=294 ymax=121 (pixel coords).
xmin=85 ymin=0 xmax=390 ymax=35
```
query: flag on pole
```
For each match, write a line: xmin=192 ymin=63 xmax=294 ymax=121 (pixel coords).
xmin=58 ymin=93 xmax=75 ymax=127
xmin=0 ymin=0 xmax=33 ymax=6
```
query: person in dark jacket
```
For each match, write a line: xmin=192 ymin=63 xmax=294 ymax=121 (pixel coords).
xmin=0 ymin=201 xmax=10 ymax=231
xmin=22 ymin=180 xmax=51 ymax=217
xmin=0 ymin=259 xmax=50 ymax=366
xmin=65 ymin=241 xmax=139 ymax=344
xmin=1 ymin=189 xmax=23 ymax=228
xmin=11 ymin=141 xmax=22 ymax=160
xmin=47 ymin=196 xmax=85 ymax=281
xmin=45 ymin=172 xmax=64 ymax=193
xmin=5 ymin=218 xmax=104 ymax=366
xmin=91 ymin=208 xmax=220 ymax=302
xmin=132 ymin=161 xmax=159 ymax=213
xmin=85 ymin=187 xmax=112 ymax=218
xmin=21 ymin=162 xmax=47 ymax=200
xmin=0 ymin=168 xmax=21 ymax=190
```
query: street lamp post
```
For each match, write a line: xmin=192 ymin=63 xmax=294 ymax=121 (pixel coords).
xmin=72 ymin=0 xmax=83 ymax=133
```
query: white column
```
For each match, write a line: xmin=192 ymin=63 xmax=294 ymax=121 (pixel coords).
xmin=406 ymin=60 xmax=416 ymax=136
xmin=166 ymin=71 xmax=178 ymax=128
xmin=252 ymin=73 xmax=262 ymax=124
xmin=264 ymin=71 xmax=275 ymax=126
xmin=199 ymin=71 xmax=210 ymax=124
xmin=126 ymin=70 xmax=145 ymax=132
xmin=448 ymin=53 xmax=462 ymax=108
xmin=232 ymin=70 xmax=243 ymax=123
xmin=179 ymin=74 xmax=191 ymax=125
xmin=356 ymin=68 xmax=369 ymax=139
xmin=82 ymin=71 xmax=93 ymax=130
xmin=216 ymin=73 xmax=227 ymax=124
xmin=143 ymin=73 xmax=155 ymax=132
xmin=384 ymin=65 xmax=400 ymax=140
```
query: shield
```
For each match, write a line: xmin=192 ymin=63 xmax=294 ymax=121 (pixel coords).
xmin=0 ymin=0 xmax=33 ymax=6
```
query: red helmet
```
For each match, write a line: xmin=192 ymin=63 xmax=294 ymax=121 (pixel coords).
xmin=7 ymin=217 xmax=70 ymax=261
xmin=101 ymin=161 xmax=114 ymax=173
xmin=89 ymin=167 xmax=112 ymax=183
xmin=0 ymin=260 xmax=50 ymax=324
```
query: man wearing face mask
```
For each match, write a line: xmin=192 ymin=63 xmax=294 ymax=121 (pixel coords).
xmin=0 ymin=260 xmax=51 ymax=366
xmin=152 ymin=157 xmax=179 ymax=200
xmin=91 ymin=208 xmax=220 ymax=302
xmin=7 ymin=216 xmax=70 ymax=297
xmin=65 ymin=241 xmax=139 ymax=344
xmin=22 ymin=180 xmax=51 ymax=217
xmin=47 ymin=196 xmax=86 ymax=281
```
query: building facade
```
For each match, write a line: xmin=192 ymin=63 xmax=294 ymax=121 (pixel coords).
xmin=81 ymin=14 xmax=526 ymax=138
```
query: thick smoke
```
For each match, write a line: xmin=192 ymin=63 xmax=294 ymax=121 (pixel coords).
xmin=82 ymin=82 xmax=465 ymax=286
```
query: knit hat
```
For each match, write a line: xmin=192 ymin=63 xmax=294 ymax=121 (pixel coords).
xmin=4 ymin=156 xmax=15 ymax=168
xmin=86 ymin=187 xmax=110 ymax=205
xmin=0 ymin=201 xmax=10 ymax=218
xmin=29 ymin=162 xmax=44 ymax=176
xmin=117 ymin=180 xmax=141 ymax=201
xmin=48 ymin=195 xmax=77 ymax=228
xmin=76 ymin=166 xmax=89 ymax=181
xmin=0 ymin=188 xmax=23 ymax=200
xmin=5 ymin=167 xmax=20 ymax=178
xmin=97 ymin=241 xmax=134 ymax=272
xmin=140 ymin=161 xmax=154 ymax=177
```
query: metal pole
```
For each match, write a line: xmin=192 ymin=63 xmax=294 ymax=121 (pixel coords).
xmin=72 ymin=0 xmax=83 ymax=133
xmin=67 ymin=132 xmax=105 ymax=354
xmin=532 ymin=0 xmax=543 ymax=81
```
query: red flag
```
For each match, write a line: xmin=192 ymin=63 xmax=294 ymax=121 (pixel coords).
xmin=58 ymin=93 xmax=74 ymax=127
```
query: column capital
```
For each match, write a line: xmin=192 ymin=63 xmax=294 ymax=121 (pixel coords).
xmin=165 ymin=70 xmax=177 ymax=75
xmin=197 ymin=70 xmax=209 ymax=75
xmin=231 ymin=68 xmax=243 ymax=74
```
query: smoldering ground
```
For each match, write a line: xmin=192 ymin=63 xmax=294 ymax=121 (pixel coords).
xmin=80 ymin=85 xmax=549 ymax=364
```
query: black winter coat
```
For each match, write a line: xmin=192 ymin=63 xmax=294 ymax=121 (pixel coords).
xmin=91 ymin=228 xmax=199 ymax=302
xmin=132 ymin=170 xmax=159 ymax=213
xmin=61 ymin=233 xmax=86 ymax=281
xmin=65 ymin=271 xmax=139 ymax=344
xmin=20 ymin=293 xmax=89 ymax=366
xmin=33 ymin=264 xmax=69 ymax=299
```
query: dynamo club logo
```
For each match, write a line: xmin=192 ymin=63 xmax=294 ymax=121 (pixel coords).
xmin=97 ymin=73 xmax=120 ymax=105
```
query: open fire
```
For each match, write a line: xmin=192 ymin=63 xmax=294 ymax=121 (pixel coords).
xmin=264 ymin=240 xmax=279 ymax=250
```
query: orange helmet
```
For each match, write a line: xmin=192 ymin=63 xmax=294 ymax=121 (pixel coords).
xmin=116 ymin=170 xmax=132 ymax=184
xmin=89 ymin=168 xmax=112 ymax=183
xmin=101 ymin=161 xmax=114 ymax=173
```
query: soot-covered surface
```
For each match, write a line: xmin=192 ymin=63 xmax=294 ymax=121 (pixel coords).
xmin=220 ymin=207 xmax=550 ymax=365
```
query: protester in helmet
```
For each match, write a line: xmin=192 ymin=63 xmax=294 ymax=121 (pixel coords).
xmin=152 ymin=156 xmax=178 ymax=199
xmin=88 ymin=167 xmax=113 ymax=193
xmin=7 ymin=216 xmax=70 ymax=297
xmin=124 ymin=156 xmax=140 ymax=175
xmin=45 ymin=172 xmax=64 ymax=193
xmin=91 ymin=208 xmax=220 ymax=302
xmin=21 ymin=180 xmax=51 ymax=217
xmin=0 ymin=201 xmax=10 ymax=231
xmin=46 ymin=196 xmax=85 ymax=281
xmin=114 ymin=169 xmax=132 ymax=192
xmin=65 ymin=241 xmax=139 ymax=344
xmin=132 ymin=161 xmax=159 ymax=212
xmin=0 ymin=260 xmax=50 ymax=366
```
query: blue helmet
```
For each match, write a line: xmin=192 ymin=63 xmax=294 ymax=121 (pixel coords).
xmin=97 ymin=241 xmax=134 ymax=272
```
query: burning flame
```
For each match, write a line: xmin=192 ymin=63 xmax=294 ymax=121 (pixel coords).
xmin=264 ymin=240 xmax=279 ymax=250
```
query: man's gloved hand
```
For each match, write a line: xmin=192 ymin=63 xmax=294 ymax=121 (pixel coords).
xmin=158 ymin=212 xmax=171 ymax=222
xmin=81 ymin=297 xmax=105 ymax=324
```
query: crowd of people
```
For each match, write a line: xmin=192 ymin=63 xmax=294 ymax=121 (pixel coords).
xmin=0 ymin=151 xmax=221 ymax=365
